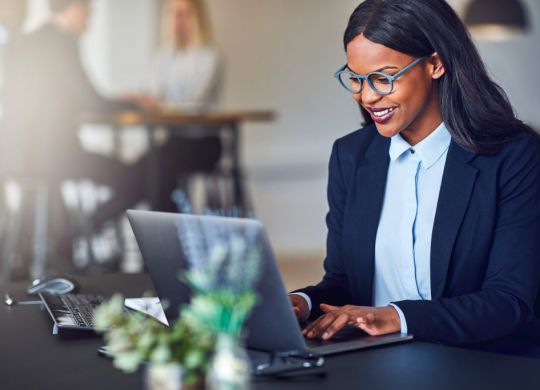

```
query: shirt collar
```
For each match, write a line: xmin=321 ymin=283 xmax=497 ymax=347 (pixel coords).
xmin=389 ymin=122 xmax=451 ymax=169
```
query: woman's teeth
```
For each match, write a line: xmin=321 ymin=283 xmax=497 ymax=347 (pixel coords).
xmin=373 ymin=107 xmax=395 ymax=117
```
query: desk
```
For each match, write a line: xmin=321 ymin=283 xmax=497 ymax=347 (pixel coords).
xmin=82 ymin=110 xmax=274 ymax=214
xmin=2 ymin=273 xmax=540 ymax=390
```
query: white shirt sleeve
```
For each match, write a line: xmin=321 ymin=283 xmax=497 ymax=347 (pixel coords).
xmin=388 ymin=303 xmax=408 ymax=334
xmin=288 ymin=292 xmax=312 ymax=311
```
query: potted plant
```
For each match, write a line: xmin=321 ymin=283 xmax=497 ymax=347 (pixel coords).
xmin=95 ymin=216 xmax=262 ymax=390
xmin=94 ymin=295 xmax=213 ymax=389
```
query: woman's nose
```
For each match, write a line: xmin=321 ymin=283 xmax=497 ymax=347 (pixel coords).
xmin=354 ymin=84 xmax=382 ymax=105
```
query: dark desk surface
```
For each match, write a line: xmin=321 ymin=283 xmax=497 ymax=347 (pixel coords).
xmin=2 ymin=273 xmax=540 ymax=390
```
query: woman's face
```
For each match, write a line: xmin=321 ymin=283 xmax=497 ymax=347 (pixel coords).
xmin=171 ymin=0 xmax=196 ymax=45
xmin=346 ymin=34 xmax=444 ymax=144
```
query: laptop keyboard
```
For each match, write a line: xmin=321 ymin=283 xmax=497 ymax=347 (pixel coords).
xmin=40 ymin=293 xmax=106 ymax=329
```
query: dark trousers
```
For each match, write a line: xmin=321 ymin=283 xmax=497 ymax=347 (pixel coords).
xmin=154 ymin=135 xmax=222 ymax=213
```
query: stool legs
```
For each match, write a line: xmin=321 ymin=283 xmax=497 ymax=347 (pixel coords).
xmin=31 ymin=184 xmax=49 ymax=281
xmin=0 ymin=201 xmax=23 ymax=284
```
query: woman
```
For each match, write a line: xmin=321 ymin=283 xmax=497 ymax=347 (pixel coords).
xmin=134 ymin=0 xmax=222 ymax=212
xmin=290 ymin=0 xmax=540 ymax=354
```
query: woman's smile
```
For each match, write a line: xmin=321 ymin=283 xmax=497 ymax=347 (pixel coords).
xmin=366 ymin=105 xmax=398 ymax=124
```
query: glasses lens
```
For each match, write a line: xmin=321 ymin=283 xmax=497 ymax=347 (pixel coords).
xmin=367 ymin=73 xmax=392 ymax=94
xmin=338 ymin=71 xmax=362 ymax=93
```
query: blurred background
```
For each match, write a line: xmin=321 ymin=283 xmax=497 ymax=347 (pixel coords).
xmin=0 ymin=0 xmax=538 ymax=290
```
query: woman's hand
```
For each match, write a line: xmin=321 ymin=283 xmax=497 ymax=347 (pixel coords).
xmin=302 ymin=304 xmax=401 ymax=340
xmin=289 ymin=294 xmax=311 ymax=322
xmin=119 ymin=93 xmax=162 ymax=112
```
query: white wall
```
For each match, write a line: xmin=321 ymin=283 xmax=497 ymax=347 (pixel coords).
xmin=81 ymin=0 xmax=159 ymax=95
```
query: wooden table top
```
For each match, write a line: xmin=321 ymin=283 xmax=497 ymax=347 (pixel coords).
xmin=81 ymin=109 xmax=275 ymax=126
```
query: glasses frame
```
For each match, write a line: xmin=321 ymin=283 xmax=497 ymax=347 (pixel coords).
xmin=334 ymin=56 xmax=429 ymax=96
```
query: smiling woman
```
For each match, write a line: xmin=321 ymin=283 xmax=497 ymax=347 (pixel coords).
xmin=289 ymin=0 xmax=540 ymax=356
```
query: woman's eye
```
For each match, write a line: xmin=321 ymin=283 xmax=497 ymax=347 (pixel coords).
xmin=376 ymin=78 xmax=390 ymax=84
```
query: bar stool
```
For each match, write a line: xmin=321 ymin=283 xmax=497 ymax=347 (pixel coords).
xmin=0 ymin=176 xmax=52 ymax=284
xmin=0 ymin=177 xmax=109 ymax=284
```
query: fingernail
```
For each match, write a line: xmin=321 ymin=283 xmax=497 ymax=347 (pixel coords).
xmin=323 ymin=332 xmax=329 ymax=339
xmin=308 ymin=331 xmax=314 ymax=337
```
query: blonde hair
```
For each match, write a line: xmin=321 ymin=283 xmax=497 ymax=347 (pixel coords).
xmin=161 ymin=0 xmax=213 ymax=48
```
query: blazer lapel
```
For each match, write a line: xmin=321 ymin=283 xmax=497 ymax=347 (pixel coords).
xmin=354 ymin=134 xmax=390 ymax=305
xmin=430 ymin=141 xmax=478 ymax=299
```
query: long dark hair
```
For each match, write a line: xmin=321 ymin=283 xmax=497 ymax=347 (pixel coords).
xmin=344 ymin=0 xmax=537 ymax=153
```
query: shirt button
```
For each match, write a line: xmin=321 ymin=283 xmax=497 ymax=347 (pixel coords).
xmin=410 ymin=149 xmax=415 ymax=154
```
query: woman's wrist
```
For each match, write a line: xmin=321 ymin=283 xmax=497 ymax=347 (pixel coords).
xmin=382 ymin=305 xmax=402 ymax=333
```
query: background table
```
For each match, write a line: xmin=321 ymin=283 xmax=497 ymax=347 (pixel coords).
xmin=82 ymin=110 xmax=275 ymax=215
xmin=2 ymin=273 xmax=540 ymax=390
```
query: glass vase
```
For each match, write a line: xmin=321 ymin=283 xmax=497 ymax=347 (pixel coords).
xmin=206 ymin=333 xmax=251 ymax=390
xmin=145 ymin=363 xmax=184 ymax=390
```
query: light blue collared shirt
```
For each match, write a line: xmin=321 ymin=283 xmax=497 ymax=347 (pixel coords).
xmin=292 ymin=122 xmax=451 ymax=334
xmin=376 ymin=122 xmax=451 ymax=333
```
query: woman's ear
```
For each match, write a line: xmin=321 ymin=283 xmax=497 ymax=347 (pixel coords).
xmin=430 ymin=52 xmax=445 ymax=79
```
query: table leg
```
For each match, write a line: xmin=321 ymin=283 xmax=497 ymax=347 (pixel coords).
xmin=0 ymin=193 xmax=22 ymax=284
xmin=31 ymin=183 xmax=48 ymax=281
xmin=146 ymin=127 xmax=160 ymax=210
xmin=228 ymin=121 xmax=252 ymax=217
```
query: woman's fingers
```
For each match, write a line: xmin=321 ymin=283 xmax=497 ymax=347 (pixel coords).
xmin=320 ymin=303 xmax=339 ymax=312
xmin=301 ymin=305 xmax=385 ymax=340
xmin=356 ymin=312 xmax=379 ymax=335
xmin=356 ymin=321 xmax=377 ymax=335
xmin=366 ymin=312 xmax=376 ymax=323
xmin=304 ymin=305 xmax=362 ymax=339
xmin=358 ymin=312 xmax=376 ymax=324
xmin=305 ymin=313 xmax=337 ymax=338
xmin=322 ymin=313 xmax=349 ymax=340
xmin=302 ymin=315 xmax=324 ymax=335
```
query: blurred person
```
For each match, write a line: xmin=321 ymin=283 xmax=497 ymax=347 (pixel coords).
xmin=0 ymin=0 xmax=146 ymax=230
xmin=131 ymin=0 xmax=223 ymax=212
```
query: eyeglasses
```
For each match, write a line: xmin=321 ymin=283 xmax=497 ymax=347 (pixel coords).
xmin=334 ymin=56 xmax=428 ymax=95
xmin=254 ymin=350 xmax=325 ymax=377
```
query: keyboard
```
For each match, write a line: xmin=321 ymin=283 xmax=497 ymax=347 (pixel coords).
xmin=39 ymin=292 xmax=106 ymax=330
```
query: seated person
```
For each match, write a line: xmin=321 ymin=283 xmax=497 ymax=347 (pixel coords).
xmin=290 ymin=0 xmax=540 ymax=358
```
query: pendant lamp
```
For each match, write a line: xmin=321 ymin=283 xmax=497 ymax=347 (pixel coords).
xmin=464 ymin=0 xmax=530 ymax=41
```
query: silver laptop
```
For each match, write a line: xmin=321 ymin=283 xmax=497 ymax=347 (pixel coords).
xmin=127 ymin=210 xmax=413 ymax=355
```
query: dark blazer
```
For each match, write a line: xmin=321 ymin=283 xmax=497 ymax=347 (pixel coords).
xmin=297 ymin=124 xmax=540 ymax=346
xmin=0 ymin=23 xmax=128 ymax=175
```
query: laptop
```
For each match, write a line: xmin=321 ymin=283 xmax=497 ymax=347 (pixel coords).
xmin=127 ymin=210 xmax=413 ymax=355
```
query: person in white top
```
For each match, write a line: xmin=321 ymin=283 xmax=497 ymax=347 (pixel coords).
xmin=132 ymin=0 xmax=223 ymax=212
xmin=139 ymin=0 xmax=221 ymax=112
